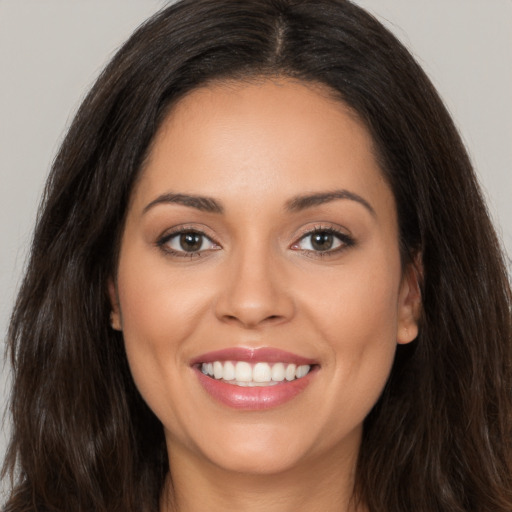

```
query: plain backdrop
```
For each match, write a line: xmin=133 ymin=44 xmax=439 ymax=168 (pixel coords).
xmin=1 ymin=0 xmax=511 ymax=495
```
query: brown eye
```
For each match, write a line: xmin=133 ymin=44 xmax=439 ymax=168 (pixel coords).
xmin=293 ymin=228 xmax=353 ymax=254
xmin=310 ymin=232 xmax=335 ymax=251
xmin=161 ymin=230 xmax=219 ymax=254
xmin=179 ymin=232 xmax=203 ymax=252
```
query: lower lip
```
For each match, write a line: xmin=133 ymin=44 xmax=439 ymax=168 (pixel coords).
xmin=194 ymin=368 xmax=316 ymax=410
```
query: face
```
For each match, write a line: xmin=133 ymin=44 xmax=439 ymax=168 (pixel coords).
xmin=110 ymin=79 xmax=420 ymax=477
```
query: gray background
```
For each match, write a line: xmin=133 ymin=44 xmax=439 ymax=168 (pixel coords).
xmin=1 ymin=0 xmax=511 ymax=494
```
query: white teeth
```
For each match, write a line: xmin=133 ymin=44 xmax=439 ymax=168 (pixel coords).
xmin=213 ymin=361 xmax=223 ymax=379
xmin=285 ymin=364 xmax=296 ymax=381
xmin=200 ymin=361 xmax=312 ymax=385
xmin=271 ymin=362 xmax=285 ymax=382
xmin=253 ymin=362 xmax=272 ymax=382
xmin=235 ymin=361 xmax=252 ymax=382
xmin=223 ymin=361 xmax=235 ymax=381
xmin=296 ymin=365 xmax=310 ymax=378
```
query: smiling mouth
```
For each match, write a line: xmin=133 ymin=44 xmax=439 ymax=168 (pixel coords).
xmin=200 ymin=361 xmax=312 ymax=387
xmin=191 ymin=347 xmax=318 ymax=409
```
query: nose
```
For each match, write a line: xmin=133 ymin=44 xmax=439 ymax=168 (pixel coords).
xmin=214 ymin=244 xmax=295 ymax=329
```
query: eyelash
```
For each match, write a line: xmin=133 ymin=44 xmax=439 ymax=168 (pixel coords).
xmin=156 ymin=226 xmax=219 ymax=258
xmin=156 ymin=225 xmax=355 ymax=259
xmin=293 ymin=226 xmax=355 ymax=258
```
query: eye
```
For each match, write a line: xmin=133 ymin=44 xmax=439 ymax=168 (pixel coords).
xmin=158 ymin=230 xmax=220 ymax=256
xmin=292 ymin=228 xmax=354 ymax=254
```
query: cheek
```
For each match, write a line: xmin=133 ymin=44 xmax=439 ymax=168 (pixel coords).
xmin=303 ymin=254 xmax=400 ymax=342
xmin=118 ymin=247 xmax=210 ymax=343
xmin=300 ymin=253 xmax=401 ymax=413
xmin=114 ymin=247 xmax=212 ymax=407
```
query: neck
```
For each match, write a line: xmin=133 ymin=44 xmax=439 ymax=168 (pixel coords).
xmin=161 ymin=432 xmax=366 ymax=512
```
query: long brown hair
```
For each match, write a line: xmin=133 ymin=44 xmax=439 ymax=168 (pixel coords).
xmin=3 ymin=1 xmax=512 ymax=510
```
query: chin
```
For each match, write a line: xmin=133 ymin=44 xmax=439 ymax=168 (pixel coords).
xmin=168 ymin=420 xmax=316 ymax=476
xmin=206 ymin=443 xmax=307 ymax=476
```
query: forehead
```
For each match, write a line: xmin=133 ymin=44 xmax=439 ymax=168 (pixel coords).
xmin=132 ymin=78 xmax=394 ymax=220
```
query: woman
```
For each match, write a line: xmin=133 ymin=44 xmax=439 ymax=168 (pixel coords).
xmin=2 ymin=0 xmax=511 ymax=511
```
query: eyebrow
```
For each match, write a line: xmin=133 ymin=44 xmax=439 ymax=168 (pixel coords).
xmin=285 ymin=189 xmax=376 ymax=217
xmin=142 ymin=188 xmax=375 ymax=217
xmin=142 ymin=193 xmax=223 ymax=215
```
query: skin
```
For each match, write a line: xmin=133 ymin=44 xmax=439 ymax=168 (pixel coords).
xmin=109 ymin=78 xmax=421 ymax=512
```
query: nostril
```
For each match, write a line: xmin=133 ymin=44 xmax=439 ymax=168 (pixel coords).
xmin=214 ymin=283 xmax=295 ymax=328
xmin=221 ymin=313 xmax=285 ymax=329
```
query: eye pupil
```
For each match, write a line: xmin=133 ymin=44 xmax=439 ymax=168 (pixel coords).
xmin=311 ymin=232 xmax=333 ymax=251
xmin=180 ymin=233 xmax=202 ymax=251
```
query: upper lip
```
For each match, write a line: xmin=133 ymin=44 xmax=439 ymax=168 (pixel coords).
xmin=190 ymin=347 xmax=318 ymax=366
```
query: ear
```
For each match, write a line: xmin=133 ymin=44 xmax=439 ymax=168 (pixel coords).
xmin=396 ymin=254 xmax=422 ymax=345
xmin=107 ymin=277 xmax=123 ymax=331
